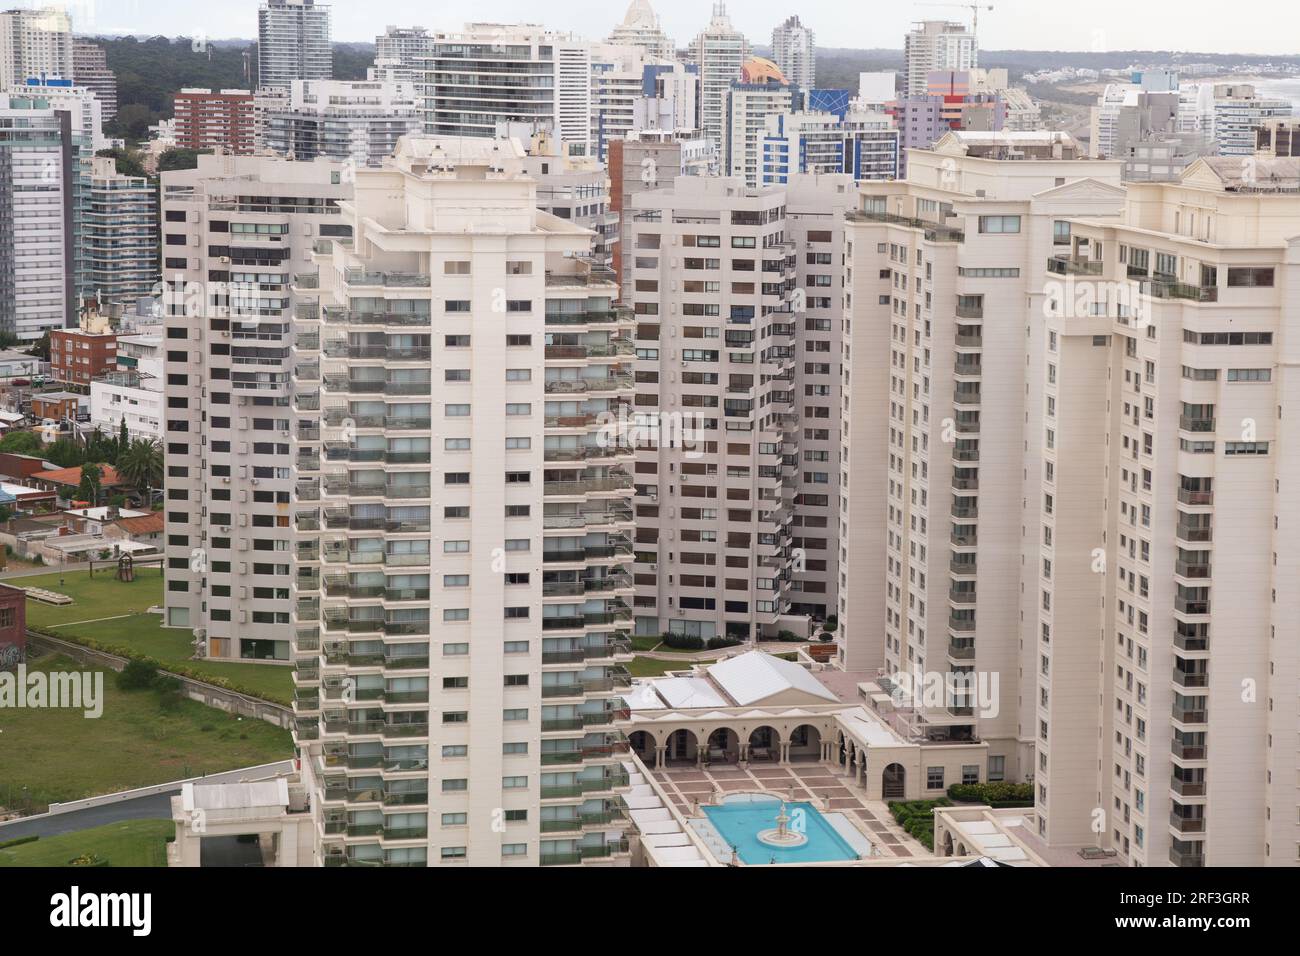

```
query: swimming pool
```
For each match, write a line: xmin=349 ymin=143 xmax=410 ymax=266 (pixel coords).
xmin=701 ymin=795 xmax=861 ymax=865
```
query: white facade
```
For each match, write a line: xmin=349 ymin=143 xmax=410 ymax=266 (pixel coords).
xmin=160 ymin=153 xmax=353 ymax=661
xmin=626 ymin=173 xmax=853 ymax=642
xmin=903 ymin=21 xmax=976 ymax=99
xmin=771 ymin=15 xmax=815 ymax=92
xmin=838 ymin=132 xmax=1125 ymax=786
xmin=0 ymin=94 xmax=71 ymax=339
xmin=726 ymin=82 xmax=796 ymax=187
xmin=0 ymin=6 xmax=72 ymax=90
xmin=692 ymin=3 xmax=749 ymax=162
xmin=258 ymin=0 xmax=332 ymax=91
xmin=421 ymin=24 xmax=593 ymax=157
xmin=289 ymin=135 xmax=637 ymax=867
xmin=260 ymin=79 xmax=421 ymax=167
xmin=91 ymin=371 xmax=162 ymax=442
xmin=607 ymin=0 xmax=675 ymax=61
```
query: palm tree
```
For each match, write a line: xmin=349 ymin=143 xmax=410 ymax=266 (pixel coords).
xmin=117 ymin=438 xmax=163 ymax=500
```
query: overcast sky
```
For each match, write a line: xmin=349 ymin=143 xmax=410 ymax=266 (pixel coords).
xmin=44 ymin=0 xmax=1300 ymax=54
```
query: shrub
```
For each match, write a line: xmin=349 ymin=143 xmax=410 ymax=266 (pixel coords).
xmin=117 ymin=658 xmax=160 ymax=691
xmin=776 ymin=629 xmax=803 ymax=642
xmin=947 ymin=782 xmax=1033 ymax=805
xmin=706 ymin=636 xmax=742 ymax=649
xmin=660 ymin=631 xmax=704 ymax=651
xmin=0 ymin=835 xmax=40 ymax=850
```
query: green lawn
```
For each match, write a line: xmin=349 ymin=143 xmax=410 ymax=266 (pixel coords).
xmin=20 ymin=569 xmax=291 ymax=704
xmin=627 ymin=656 xmax=688 ymax=678
xmin=629 ymin=636 xmax=703 ymax=655
xmin=0 ymin=655 xmax=292 ymax=812
xmin=0 ymin=820 xmax=175 ymax=867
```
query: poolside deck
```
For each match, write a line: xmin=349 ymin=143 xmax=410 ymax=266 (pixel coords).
xmin=649 ymin=760 xmax=929 ymax=860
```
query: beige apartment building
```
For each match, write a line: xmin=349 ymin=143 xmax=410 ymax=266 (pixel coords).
xmin=1041 ymin=155 xmax=1300 ymax=866
xmin=839 ymin=131 xmax=1126 ymax=785
xmin=289 ymin=136 xmax=636 ymax=866
xmin=160 ymin=154 xmax=353 ymax=661
xmin=626 ymin=173 xmax=853 ymax=643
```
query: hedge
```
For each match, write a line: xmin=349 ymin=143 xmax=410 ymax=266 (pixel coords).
xmin=0 ymin=835 xmax=40 ymax=851
xmin=659 ymin=631 xmax=704 ymax=651
xmin=947 ymin=782 xmax=1033 ymax=805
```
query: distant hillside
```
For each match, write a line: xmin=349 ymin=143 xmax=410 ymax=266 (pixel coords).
xmin=82 ymin=35 xmax=374 ymax=140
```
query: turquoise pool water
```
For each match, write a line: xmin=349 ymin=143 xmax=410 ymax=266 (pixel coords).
xmin=702 ymin=797 xmax=860 ymax=865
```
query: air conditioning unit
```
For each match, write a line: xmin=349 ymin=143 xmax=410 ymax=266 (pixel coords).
xmin=221 ymin=477 xmax=231 ymax=484
xmin=220 ymin=525 xmax=231 ymax=533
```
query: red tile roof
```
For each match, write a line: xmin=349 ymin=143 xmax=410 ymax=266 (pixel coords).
xmin=31 ymin=464 xmax=123 ymax=488
xmin=112 ymin=513 xmax=164 ymax=535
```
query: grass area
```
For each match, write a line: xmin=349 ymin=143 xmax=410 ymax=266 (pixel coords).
xmin=0 ymin=819 xmax=174 ymax=867
xmin=20 ymin=568 xmax=291 ymax=704
xmin=0 ymin=654 xmax=292 ymax=812
xmin=627 ymin=656 xmax=689 ymax=678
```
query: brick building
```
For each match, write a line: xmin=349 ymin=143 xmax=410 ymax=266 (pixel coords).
xmin=173 ymin=89 xmax=255 ymax=155
xmin=50 ymin=327 xmax=118 ymax=387
xmin=0 ymin=583 xmax=25 ymax=670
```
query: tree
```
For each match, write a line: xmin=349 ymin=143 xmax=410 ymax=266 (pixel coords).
xmin=157 ymin=148 xmax=202 ymax=173
xmin=118 ymin=418 xmax=130 ymax=453
xmin=28 ymin=332 xmax=50 ymax=362
xmin=77 ymin=463 xmax=103 ymax=505
xmin=108 ymin=103 xmax=159 ymax=142
xmin=0 ymin=430 xmax=42 ymax=456
xmin=45 ymin=439 xmax=85 ymax=468
xmin=96 ymin=146 xmax=148 ymax=179
xmin=117 ymin=438 xmax=163 ymax=497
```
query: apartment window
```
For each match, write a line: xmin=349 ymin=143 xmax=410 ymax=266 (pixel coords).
xmin=444 ymin=261 xmax=471 ymax=275
xmin=962 ymin=765 xmax=980 ymax=786
xmin=502 ymin=776 xmax=527 ymax=789
xmin=443 ymin=608 xmax=469 ymax=621
xmin=442 ymin=779 xmax=468 ymax=792
xmin=446 ymin=300 xmax=471 ymax=312
xmin=506 ymin=369 xmax=531 ymax=382
xmin=502 ymin=844 xmax=527 ymax=857
xmin=443 ymin=574 xmax=469 ymax=588
xmin=505 ymin=437 xmax=531 ymax=450
xmin=988 ymin=756 xmax=1005 ymax=782
xmin=506 ymin=300 xmax=532 ymax=313
xmin=441 ymin=813 xmax=467 ymax=826
xmin=443 ymin=643 xmax=469 ymax=656
xmin=445 ymin=334 xmax=470 ymax=348
xmin=506 ymin=403 xmax=531 ymax=416
xmin=446 ymin=404 xmax=471 ymax=417
xmin=445 ymin=438 xmax=471 ymax=450
xmin=504 ymin=539 xmax=530 ymax=552
xmin=445 ymin=472 xmax=470 ymax=485
xmin=443 ymin=541 xmax=470 ymax=553
xmin=445 ymin=369 xmax=471 ymax=382
xmin=504 ymin=607 xmax=529 ymax=620
xmin=503 ymin=708 xmax=528 ymax=721
xmin=977 ymin=215 xmax=1021 ymax=234
xmin=440 ymin=847 xmax=467 ymax=860
xmin=926 ymin=767 xmax=945 ymax=790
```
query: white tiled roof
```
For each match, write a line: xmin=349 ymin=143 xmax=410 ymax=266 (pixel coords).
xmin=706 ymin=650 xmax=839 ymax=706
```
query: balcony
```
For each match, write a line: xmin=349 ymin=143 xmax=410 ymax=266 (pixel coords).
xmin=947 ymin=640 xmax=975 ymax=661
xmin=1174 ymin=595 xmax=1210 ymax=615
xmin=1171 ymin=739 xmax=1206 ymax=760
xmin=1046 ymin=254 xmax=1103 ymax=276
xmin=1177 ymin=487 xmax=1213 ymax=506
xmin=1174 ymin=560 xmax=1211 ymax=579
xmin=1172 ymin=668 xmax=1208 ymax=688
xmin=1170 ymin=777 xmax=1206 ymax=797
xmin=1178 ymin=415 xmax=1216 ymax=433
xmin=1169 ymin=846 xmax=1205 ymax=867
xmin=1168 ymin=811 xmax=1205 ymax=834
xmin=845 ymin=208 xmax=964 ymax=242
xmin=1172 ymin=701 xmax=1208 ymax=724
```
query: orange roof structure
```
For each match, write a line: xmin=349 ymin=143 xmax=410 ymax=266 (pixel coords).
xmin=31 ymin=464 xmax=123 ymax=488
xmin=741 ymin=56 xmax=788 ymax=85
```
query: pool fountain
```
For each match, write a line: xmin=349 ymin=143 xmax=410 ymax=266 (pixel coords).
xmin=756 ymin=801 xmax=808 ymax=849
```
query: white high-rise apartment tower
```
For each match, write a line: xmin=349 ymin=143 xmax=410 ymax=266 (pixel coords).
xmin=903 ymin=21 xmax=977 ymax=98
xmin=289 ymin=135 xmax=637 ymax=867
xmin=607 ymin=0 xmax=676 ymax=61
xmin=421 ymin=25 xmax=593 ymax=157
xmin=838 ymin=131 xmax=1125 ymax=780
xmin=771 ymin=15 xmax=815 ymax=92
xmin=160 ymin=154 xmax=353 ymax=662
xmin=1037 ymin=155 xmax=1300 ymax=867
xmin=258 ymin=0 xmax=333 ymax=91
xmin=0 ymin=6 xmax=72 ymax=90
xmin=692 ymin=3 xmax=748 ymax=160
xmin=627 ymin=173 xmax=853 ymax=644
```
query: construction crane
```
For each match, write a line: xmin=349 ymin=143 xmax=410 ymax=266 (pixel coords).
xmin=916 ymin=3 xmax=994 ymax=34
